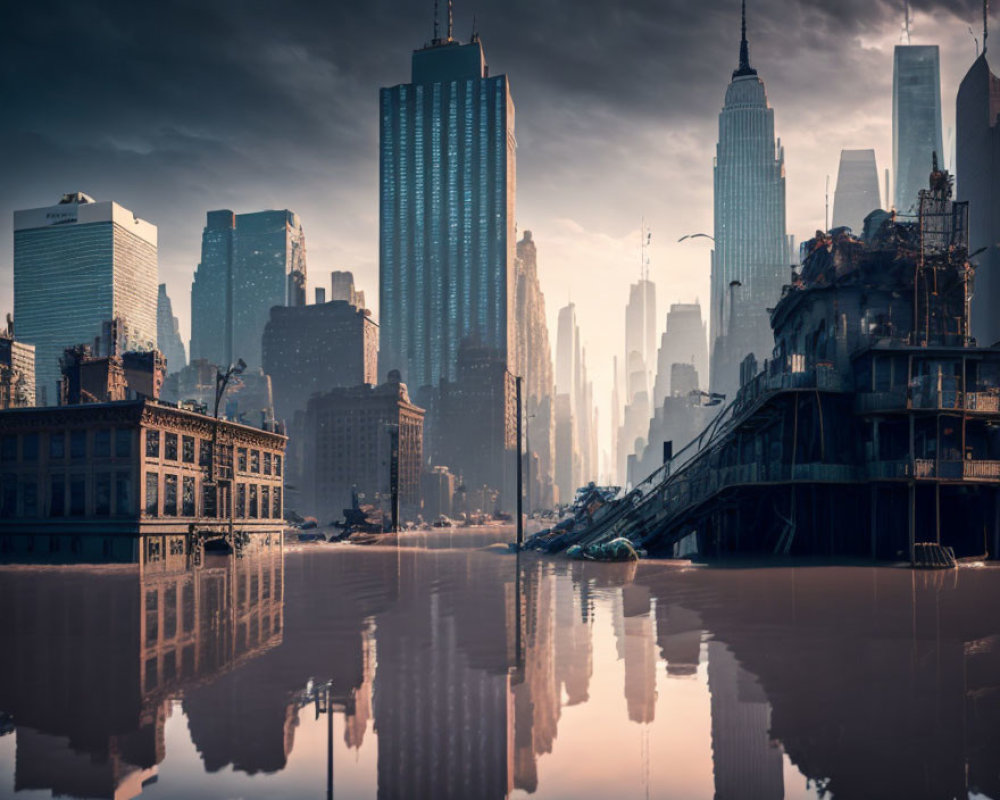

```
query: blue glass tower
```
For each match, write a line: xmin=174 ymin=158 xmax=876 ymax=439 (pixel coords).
xmin=13 ymin=193 xmax=158 ymax=405
xmin=893 ymin=45 xmax=943 ymax=217
xmin=378 ymin=29 xmax=516 ymax=389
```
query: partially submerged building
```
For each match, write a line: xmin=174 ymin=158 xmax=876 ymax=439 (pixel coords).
xmin=596 ymin=165 xmax=1000 ymax=561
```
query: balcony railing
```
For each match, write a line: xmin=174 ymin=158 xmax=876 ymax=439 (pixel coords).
xmin=867 ymin=459 xmax=1000 ymax=480
xmin=855 ymin=389 xmax=1000 ymax=414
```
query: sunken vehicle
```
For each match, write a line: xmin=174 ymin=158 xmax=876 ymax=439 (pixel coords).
xmin=572 ymin=165 xmax=1000 ymax=561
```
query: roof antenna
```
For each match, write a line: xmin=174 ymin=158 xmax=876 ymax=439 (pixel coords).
xmin=448 ymin=0 xmax=454 ymax=42
xmin=471 ymin=14 xmax=478 ymax=42
xmin=903 ymin=0 xmax=911 ymax=44
xmin=433 ymin=0 xmax=440 ymax=43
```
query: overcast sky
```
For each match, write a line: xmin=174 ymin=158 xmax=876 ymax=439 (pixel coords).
xmin=0 ymin=0 xmax=992 ymax=469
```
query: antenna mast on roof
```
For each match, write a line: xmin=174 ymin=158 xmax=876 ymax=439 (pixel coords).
xmin=433 ymin=0 xmax=440 ymax=43
xmin=448 ymin=0 xmax=454 ymax=41
xmin=904 ymin=0 xmax=911 ymax=44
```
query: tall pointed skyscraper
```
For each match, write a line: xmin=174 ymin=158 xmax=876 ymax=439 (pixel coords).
xmin=893 ymin=44 xmax=943 ymax=216
xmin=378 ymin=13 xmax=516 ymax=389
xmin=709 ymin=1 xmax=786 ymax=398
xmin=957 ymin=7 xmax=1000 ymax=346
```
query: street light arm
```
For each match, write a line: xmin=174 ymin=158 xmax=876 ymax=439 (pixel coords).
xmin=677 ymin=233 xmax=715 ymax=243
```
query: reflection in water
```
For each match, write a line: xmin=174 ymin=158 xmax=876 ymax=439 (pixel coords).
xmin=3 ymin=542 xmax=1000 ymax=799
xmin=0 ymin=537 xmax=283 ymax=799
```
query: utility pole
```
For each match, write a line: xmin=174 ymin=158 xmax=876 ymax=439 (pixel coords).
xmin=516 ymin=376 xmax=524 ymax=546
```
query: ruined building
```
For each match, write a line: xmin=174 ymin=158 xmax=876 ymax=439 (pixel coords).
xmin=597 ymin=165 xmax=1000 ymax=561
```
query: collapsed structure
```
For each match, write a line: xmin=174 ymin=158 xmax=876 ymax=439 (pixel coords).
xmin=544 ymin=165 xmax=1000 ymax=561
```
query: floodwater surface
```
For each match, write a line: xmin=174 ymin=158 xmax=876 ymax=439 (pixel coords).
xmin=1 ymin=533 xmax=999 ymax=799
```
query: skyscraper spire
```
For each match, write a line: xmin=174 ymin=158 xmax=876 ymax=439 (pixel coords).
xmin=985 ymin=0 xmax=990 ymax=55
xmin=734 ymin=0 xmax=758 ymax=78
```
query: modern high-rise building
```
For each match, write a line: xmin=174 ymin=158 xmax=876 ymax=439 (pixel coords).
xmin=710 ymin=3 xmax=786 ymax=399
xmin=832 ymin=149 xmax=882 ymax=233
xmin=157 ymin=284 xmax=187 ymax=374
xmin=378 ymin=25 xmax=516 ymax=390
xmin=893 ymin=45 xmax=943 ymax=215
xmin=189 ymin=209 xmax=307 ymax=371
xmin=13 ymin=193 xmax=158 ymax=405
xmin=957 ymin=47 xmax=1000 ymax=346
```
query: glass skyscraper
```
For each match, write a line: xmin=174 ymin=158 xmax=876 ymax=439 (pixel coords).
xmin=893 ymin=45 xmax=943 ymax=216
xmin=13 ymin=193 xmax=158 ymax=405
xmin=190 ymin=209 xmax=307 ymax=370
xmin=710 ymin=4 xmax=787 ymax=398
xmin=378 ymin=32 xmax=516 ymax=389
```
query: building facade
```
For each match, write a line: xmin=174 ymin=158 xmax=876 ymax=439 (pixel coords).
xmin=893 ymin=45 xmax=943 ymax=215
xmin=157 ymin=283 xmax=187 ymax=374
xmin=378 ymin=32 xmax=516 ymax=390
xmin=710 ymin=6 xmax=787 ymax=399
xmin=832 ymin=149 xmax=882 ymax=233
xmin=14 ymin=193 xmax=158 ymax=406
xmin=190 ymin=209 xmax=307 ymax=371
xmin=303 ymin=371 xmax=424 ymax=524
xmin=957 ymin=51 xmax=1000 ymax=347
xmin=0 ymin=399 xmax=286 ymax=544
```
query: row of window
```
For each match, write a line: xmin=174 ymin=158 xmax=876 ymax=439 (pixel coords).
xmin=143 ymin=472 xmax=281 ymax=520
xmin=144 ymin=431 xmax=282 ymax=477
xmin=0 ymin=429 xmax=132 ymax=464
xmin=0 ymin=472 xmax=132 ymax=518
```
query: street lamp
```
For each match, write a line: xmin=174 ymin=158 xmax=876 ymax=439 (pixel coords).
xmin=677 ymin=233 xmax=715 ymax=243
xmin=210 ymin=359 xmax=246 ymax=543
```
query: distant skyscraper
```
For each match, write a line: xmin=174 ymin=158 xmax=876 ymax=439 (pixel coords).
xmin=156 ymin=284 xmax=187 ymax=374
xmin=624 ymin=279 xmax=656 ymax=401
xmin=832 ymin=149 xmax=881 ymax=233
xmin=710 ymin=2 xmax=787 ymax=398
xmin=957 ymin=45 xmax=1000 ymax=346
xmin=652 ymin=302 xmax=709 ymax=409
xmin=190 ymin=209 xmax=307 ymax=371
xmin=0 ymin=324 xmax=35 ymax=409
xmin=893 ymin=45 xmax=943 ymax=215
xmin=555 ymin=304 xmax=581 ymax=502
xmin=13 ymin=193 xmax=157 ymax=405
xmin=514 ymin=231 xmax=556 ymax=508
xmin=378 ymin=26 xmax=516 ymax=389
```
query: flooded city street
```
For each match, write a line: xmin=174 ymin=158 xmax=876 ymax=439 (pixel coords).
xmin=3 ymin=533 xmax=1000 ymax=799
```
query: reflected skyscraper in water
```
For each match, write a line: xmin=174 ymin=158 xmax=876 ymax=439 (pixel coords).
xmin=0 ymin=540 xmax=283 ymax=799
xmin=707 ymin=641 xmax=783 ymax=800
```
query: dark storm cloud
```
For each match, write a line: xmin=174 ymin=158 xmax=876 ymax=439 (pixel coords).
xmin=0 ymin=0 xmax=989 ymax=329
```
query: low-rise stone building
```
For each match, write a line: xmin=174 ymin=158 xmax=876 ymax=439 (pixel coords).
xmin=0 ymin=398 xmax=286 ymax=559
